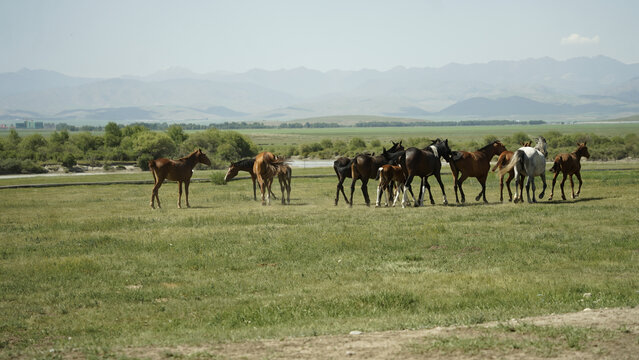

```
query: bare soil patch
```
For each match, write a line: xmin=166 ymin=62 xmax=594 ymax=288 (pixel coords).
xmin=121 ymin=307 xmax=638 ymax=359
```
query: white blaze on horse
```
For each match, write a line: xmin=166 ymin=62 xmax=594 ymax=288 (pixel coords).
xmin=499 ymin=137 xmax=548 ymax=203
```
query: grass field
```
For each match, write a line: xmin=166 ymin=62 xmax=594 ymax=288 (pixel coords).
xmin=237 ymin=123 xmax=639 ymax=147
xmin=1 ymin=163 xmax=638 ymax=358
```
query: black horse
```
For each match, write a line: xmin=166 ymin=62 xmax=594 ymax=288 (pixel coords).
xmin=349 ymin=141 xmax=404 ymax=207
xmin=333 ymin=156 xmax=355 ymax=205
xmin=400 ymin=139 xmax=452 ymax=207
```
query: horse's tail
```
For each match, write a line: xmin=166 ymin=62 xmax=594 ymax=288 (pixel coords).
xmin=499 ymin=150 xmax=523 ymax=177
xmin=491 ymin=154 xmax=505 ymax=172
xmin=549 ymin=160 xmax=560 ymax=173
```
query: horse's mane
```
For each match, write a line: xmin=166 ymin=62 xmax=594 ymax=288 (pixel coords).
xmin=477 ymin=140 xmax=500 ymax=152
xmin=179 ymin=149 xmax=201 ymax=161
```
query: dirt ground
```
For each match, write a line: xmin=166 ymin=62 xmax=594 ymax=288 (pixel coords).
xmin=121 ymin=307 xmax=639 ymax=359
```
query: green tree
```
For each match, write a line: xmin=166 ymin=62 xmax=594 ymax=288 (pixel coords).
xmin=167 ymin=125 xmax=188 ymax=144
xmin=349 ymin=137 xmax=366 ymax=150
xmin=62 ymin=153 xmax=77 ymax=169
xmin=132 ymin=132 xmax=176 ymax=158
xmin=8 ymin=129 xmax=21 ymax=147
xmin=104 ymin=122 xmax=122 ymax=147
xmin=50 ymin=130 xmax=70 ymax=145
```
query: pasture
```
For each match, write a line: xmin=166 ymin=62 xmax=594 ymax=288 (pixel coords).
xmin=1 ymin=163 xmax=638 ymax=358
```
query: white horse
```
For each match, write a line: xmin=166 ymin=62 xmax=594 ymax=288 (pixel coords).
xmin=499 ymin=137 xmax=548 ymax=203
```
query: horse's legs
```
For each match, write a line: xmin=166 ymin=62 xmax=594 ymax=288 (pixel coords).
xmin=457 ymin=173 xmax=468 ymax=203
xmin=279 ymin=176 xmax=286 ymax=205
xmin=558 ymin=172 xmax=567 ymax=200
xmin=451 ymin=167 xmax=460 ymax=204
xmin=177 ymin=181 xmax=183 ymax=208
xmin=549 ymin=171 xmax=559 ymax=201
xmin=506 ymin=172 xmax=514 ymax=202
xmin=476 ymin=175 xmax=488 ymax=203
xmin=538 ymin=172 xmax=547 ymax=200
xmin=252 ymin=175 xmax=257 ymax=201
xmin=184 ymin=180 xmax=190 ymax=208
xmin=375 ymin=182 xmax=383 ymax=207
xmin=569 ymin=174 xmax=575 ymax=199
xmin=434 ymin=172 xmax=448 ymax=205
xmin=335 ymin=178 xmax=344 ymax=206
xmin=525 ymin=175 xmax=533 ymax=203
xmin=423 ymin=177 xmax=435 ymax=205
xmin=150 ymin=178 xmax=161 ymax=209
xmin=361 ymin=178 xmax=371 ymax=207
xmin=403 ymin=174 xmax=416 ymax=208
xmin=498 ymin=174 xmax=504 ymax=202
xmin=392 ymin=183 xmax=403 ymax=207
xmin=575 ymin=171 xmax=583 ymax=198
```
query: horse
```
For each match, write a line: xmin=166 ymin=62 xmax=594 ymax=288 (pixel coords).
xmin=499 ymin=136 xmax=548 ymax=203
xmin=275 ymin=162 xmax=292 ymax=204
xmin=375 ymin=164 xmax=407 ymax=207
xmin=224 ymin=158 xmax=278 ymax=201
xmin=333 ymin=156 xmax=354 ymax=205
xmin=400 ymin=139 xmax=452 ymax=207
xmin=149 ymin=149 xmax=211 ymax=209
xmin=349 ymin=141 xmax=404 ymax=207
xmin=491 ymin=141 xmax=531 ymax=202
xmin=253 ymin=151 xmax=286 ymax=205
xmin=548 ymin=142 xmax=590 ymax=201
xmin=450 ymin=140 xmax=507 ymax=203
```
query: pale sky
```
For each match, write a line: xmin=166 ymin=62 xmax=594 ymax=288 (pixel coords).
xmin=1 ymin=0 xmax=637 ymax=77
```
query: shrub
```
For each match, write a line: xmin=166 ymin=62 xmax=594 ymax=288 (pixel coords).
xmin=62 ymin=154 xmax=77 ymax=169
xmin=210 ymin=171 xmax=227 ymax=185
xmin=137 ymin=154 xmax=154 ymax=171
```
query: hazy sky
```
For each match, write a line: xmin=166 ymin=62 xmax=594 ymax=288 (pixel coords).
xmin=1 ymin=0 xmax=637 ymax=77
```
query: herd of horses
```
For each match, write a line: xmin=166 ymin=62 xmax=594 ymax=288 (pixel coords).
xmin=147 ymin=138 xmax=590 ymax=209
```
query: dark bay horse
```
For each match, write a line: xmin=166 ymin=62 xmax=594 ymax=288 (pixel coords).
xmin=224 ymin=158 xmax=277 ymax=201
xmin=333 ymin=156 xmax=354 ymax=205
xmin=349 ymin=141 xmax=404 ymax=207
xmin=400 ymin=139 xmax=452 ymax=207
xmin=450 ymin=140 xmax=507 ymax=203
xmin=149 ymin=149 xmax=211 ymax=209
xmin=548 ymin=142 xmax=590 ymax=201
xmin=491 ymin=141 xmax=531 ymax=202
xmin=253 ymin=151 xmax=286 ymax=205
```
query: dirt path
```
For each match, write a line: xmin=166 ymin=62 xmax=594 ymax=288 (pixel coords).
xmin=122 ymin=307 xmax=639 ymax=359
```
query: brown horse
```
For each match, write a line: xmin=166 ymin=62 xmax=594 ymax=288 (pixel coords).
xmin=548 ymin=143 xmax=590 ymax=201
xmin=253 ymin=151 xmax=286 ymax=205
xmin=491 ymin=141 xmax=531 ymax=202
xmin=375 ymin=164 xmax=407 ymax=207
xmin=400 ymin=139 xmax=452 ymax=207
xmin=224 ymin=158 xmax=277 ymax=201
xmin=450 ymin=140 xmax=507 ymax=203
xmin=349 ymin=141 xmax=404 ymax=207
xmin=149 ymin=149 xmax=211 ymax=209
xmin=275 ymin=163 xmax=292 ymax=205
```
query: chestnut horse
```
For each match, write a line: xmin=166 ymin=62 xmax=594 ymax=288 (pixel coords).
xmin=349 ymin=141 xmax=404 ymax=207
xmin=149 ymin=149 xmax=211 ymax=209
xmin=253 ymin=151 xmax=286 ymax=205
xmin=491 ymin=141 xmax=531 ymax=202
xmin=224 ymin=158 xmax=277 ymax=201
xmin=450 ymin=140 xmax=507 ymax=203
xmin=375 ymin=164 xmax=407 ymax=207
xmin=548 ymin=142 xmax=590 ymax=201
xmin=400 ymin=139 xmax=452 ymax=207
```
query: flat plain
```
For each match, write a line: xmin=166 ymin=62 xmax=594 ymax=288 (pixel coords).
xmin=1 ymin=161 xmax=638 ymax=358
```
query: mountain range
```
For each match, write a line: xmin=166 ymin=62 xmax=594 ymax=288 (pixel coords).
xmin=1 ymin=55 xmax=638 ymax=125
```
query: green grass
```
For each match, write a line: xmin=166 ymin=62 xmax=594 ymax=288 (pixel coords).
xmin=237 ymin=123 xmax=639 ymax=147
xmin=0 ymin=165 xmax=638 ymax=358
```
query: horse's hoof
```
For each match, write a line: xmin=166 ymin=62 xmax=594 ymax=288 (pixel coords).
xmin=562 ymin=196 xmax=566 ymax=201
xmin=475 ymin=196 xmax=481 ymax=201
xmin=443 ymin=201 xmax=448 ymax=206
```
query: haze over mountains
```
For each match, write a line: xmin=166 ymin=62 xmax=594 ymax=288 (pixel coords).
xmin=1 ymin=55 xmax=638 ymax=125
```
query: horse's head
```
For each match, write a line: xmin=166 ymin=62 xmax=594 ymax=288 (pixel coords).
xmin=534 ymin=137 xmax=548 ymax=157
xmin=389 ymin=140 xmax=404 ymax=152
xmin=576 ymin=142 xmax=590 ymax=159
xmin=432 ymin=138 xmax=453 ymax=162
xmin=224 ymin=162 xmax=240 ymax=181
xmin=492 ymin=140 xmax=507 ymax=155
xmin=196 ymin=149 xmax=212 ymax=166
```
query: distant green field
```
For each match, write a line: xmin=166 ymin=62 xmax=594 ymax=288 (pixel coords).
xmin=0 ymin=164 xmax=638 ymax=358
xmin=237 ymin=123 xmax=639 ymax=147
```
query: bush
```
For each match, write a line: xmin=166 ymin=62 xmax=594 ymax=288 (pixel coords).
xmin=210 ymin=171 xmax=227 ymax=185
xmin=137 ymin=154 xmax=154 ymax=171
xmin=62 ymin=154 xmax=77 ymax=169
xmin=0 ymin=159 xmax=47 ymax=175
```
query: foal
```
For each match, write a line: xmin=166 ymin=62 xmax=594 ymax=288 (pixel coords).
xmin=149 ymin=149 xmax=211 ymax=209
xmin=375 ymin=164 xmax=407 ymax=207
xmin=548 ymin=143 xmax=590 ymax=201
xmin=275 ymin=162 xmax=292 ymax=205
xmin=450 ymin=141 xmax=507 ymax=203
xmin=491 ymin=141 xmax=531 ymax=202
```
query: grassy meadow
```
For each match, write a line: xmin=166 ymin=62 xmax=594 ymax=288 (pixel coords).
xmin=1 ymin=163 xmax=638 ymax=358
